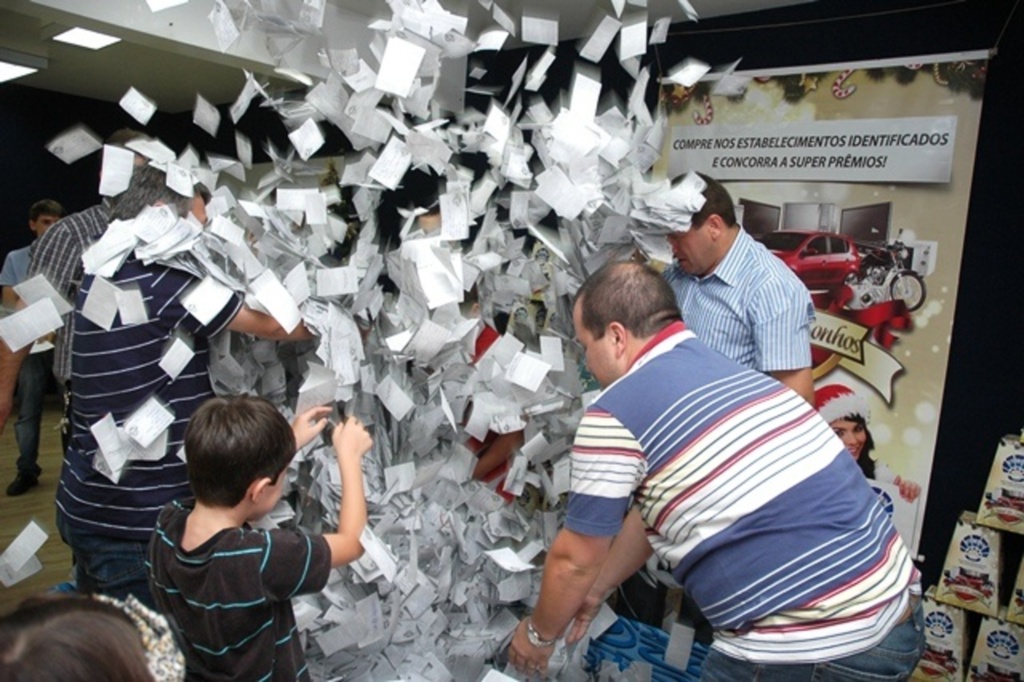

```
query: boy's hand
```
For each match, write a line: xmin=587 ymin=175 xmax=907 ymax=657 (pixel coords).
xmin=332 ymin=416 xmax=373 ymax=459
xmin=292 ymin=405 xmax=331 ymax=450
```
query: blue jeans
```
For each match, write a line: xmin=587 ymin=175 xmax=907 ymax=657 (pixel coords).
xmin=13 ymin=350 xmax=51 ymax=477
xmin=56 ymin=509 xmax=156 ymax=610
xmin=700 ymin=603 xmax=925 ymax=681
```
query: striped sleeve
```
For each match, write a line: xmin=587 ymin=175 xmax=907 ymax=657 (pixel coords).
xmin=748 ymin=272 xmax=814 ymax=373
xmin=565 ymin=409 xmax=647 ymax=537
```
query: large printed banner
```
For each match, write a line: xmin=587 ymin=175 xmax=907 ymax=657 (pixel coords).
xmin=659 ymin=53 xmax=989 ymax=556
xmin=669 ymin=116 xmax=957 ymax=183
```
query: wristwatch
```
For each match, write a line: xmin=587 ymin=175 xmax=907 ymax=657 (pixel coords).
xmin=525 ymin=618 xmax=558 ymax=648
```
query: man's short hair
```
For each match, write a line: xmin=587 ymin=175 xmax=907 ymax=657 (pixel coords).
xmin=29 ymin=200 xmax=64 ymax=222
xmin=109 ymin=164 xmax=193 ymax=221
xmin=185 ymin=396 xmax=296 ymax=507
xmin=691 ymin=172 xmax=738 ymax=229
xmin=105 ymin=128 xmax=146 ymax=148
xmin=575 ymin=261 xmax=681 ymax=340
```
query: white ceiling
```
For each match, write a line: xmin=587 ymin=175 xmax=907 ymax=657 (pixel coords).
xmin=0 ymin=0 xmax=815 ymax=112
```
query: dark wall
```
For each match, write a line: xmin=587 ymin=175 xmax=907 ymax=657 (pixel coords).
xmin=0 ymin=83 xmax=328 ymax=257
xmin=1 ymin=0 xmax=1021 ymax=586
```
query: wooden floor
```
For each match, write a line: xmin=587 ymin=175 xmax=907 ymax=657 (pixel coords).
xmin=0 ymin=394 xmax=73 ymax=613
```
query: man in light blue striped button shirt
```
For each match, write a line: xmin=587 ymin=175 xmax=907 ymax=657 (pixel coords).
xmin=664 ymin=174 xmax=816 ymax=404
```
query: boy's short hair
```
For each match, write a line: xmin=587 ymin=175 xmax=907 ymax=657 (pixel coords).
xmin=185 ymin=396 xmax=296 ymax=507
xmin=29 ymin=199 xmax=64 ymax=222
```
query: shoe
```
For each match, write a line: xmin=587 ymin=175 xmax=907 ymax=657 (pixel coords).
xmin=6 ymin=472 xmax=39 ymax=496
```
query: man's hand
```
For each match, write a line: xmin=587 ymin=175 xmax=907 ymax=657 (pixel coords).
xmin=565 ymin=590 xmax=605 ymax=645
xmin=0 ymin=338 xmax=32 ymax=435
xmin=508 ymin=618 xmax=556 ymax=678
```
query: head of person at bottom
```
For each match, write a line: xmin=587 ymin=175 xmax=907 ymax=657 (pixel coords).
xmin=0 ymin=593 xmax=154 ymax=682
xmin=109 ymin=163 xmax=203 ymax=224
xmin=665 ymin=172 xmax=739 ymax=278
xmin=185 ymin=395 xmax=297 ymax=522
xmin=573 ymin=260 xmax=683 ymax=389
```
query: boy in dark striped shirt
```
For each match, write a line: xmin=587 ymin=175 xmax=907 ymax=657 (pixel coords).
xmin=147 ymin=396 xmax=373 ymax=681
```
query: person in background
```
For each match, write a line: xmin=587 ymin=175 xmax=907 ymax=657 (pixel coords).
xmin=0 ymin=129 xmax=146 ymax=454
xmin=0 ymin=199 xmax=63 ymax=496
xmin=148 ymin=396 xmax=372 ymax=682
xmin=56 ymin=163 xmax=314 ymax=609
xmin=664 ymin=173 xmax=816 ymax=404
xmin=815 ymin=383 xmax=922 ymax=502
xmin=0 ymin=591 xmax=184 ymax=681
xmin=508 ymin=261 xmax=922 ymax=680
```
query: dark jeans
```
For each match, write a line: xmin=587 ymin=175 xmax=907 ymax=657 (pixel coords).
xmin=700 ymin=602 xmax=925 ymax=682
xmin=56 ymin=508 xmax=156 ymax=610
xmin=13 ymin=350 xmax=52 ymax=477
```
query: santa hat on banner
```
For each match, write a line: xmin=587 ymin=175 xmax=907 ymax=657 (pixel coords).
xmin=814 ymin=384 xmax=870 ymax=424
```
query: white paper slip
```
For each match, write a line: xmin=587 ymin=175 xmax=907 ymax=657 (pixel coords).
xmin=663 ymin=57 xmax=711 ymax=88
xmin=283 ymin=262 xmax=311 ymax=306
xmin=90 ymin=414 xmax=132 ymax=483
xmin=288 ymin=118 xmax=325 ymax=161
xmin=181 ymin=276 xmax=235 ymax=326
xmin=579 ymin=15 xmax=622 ymax=63
xmin=356 ymin=522 xmax=395 ymax=581
xmin=80 ymin=276 xmax=121 ymax=331
xmin=193 ymin=93 xmax=221 ymax=138
xmin=119 ymin=86 xmax=158 ymax=125
xmin=650 ymin=16 xmax=671 ymax=45
xmin=159 ymin=336 xmax=195 ymax=380
xmin=316 ymin=267 xmax=359 ymax=298
xmin=235 ymin=130 xmax=252 ymax=168
xmin=127 ymin=428 xmax=168 ymax=463
xmin=250 ymin=269 xmax=302 ymax=334
xmin=166 ymin=162 xmax=194 ymax=197
xmin=522 ymin=10 xmax=559 ymax=46
xmin=209 ymin=215 xmax=245 ymax=245
xmin=376 ymin=36 xmax=426 ymax=98
xmin=124 ymin=396 xmax=175 ymax=449
xmin=116 ymin=284 xmax=149 ymax=325
xmin=82 ymin=219 xmax=137 ymax=276
xmin=539 ymin=335 xmax=565 ymax=372
xmin=475 ymin=29 xmax=509 ymax=51
xmin=384 ymin=462 xmax=416 ymax=496
xmin=375 ymin=375 xmax=415 ymax=421
xmin=45 ymin=124 xmax=102 ymax=164
xmin=368 ymin=136 xmax=412 ymax=190
xmin=296 ymin=363 xmax=337 ymax=415
xmin=13 ymin=274 xmax=73 ymax=316
xmin=481 ymin=670 xmax=517 ymax=682
xmin=0 ymin=299 xmax=63 ymax=352
xmin=0 ymin=520 xmax=48 ymax=573
xmin=484 ymin=547 xmax=536 ymax=573
xmin=0 ymin=554 xmax=43 ymax=587
xmin=440 ymin=189 xmax=470 ymax=240
xmin=99 ymin=144 xmax=136 ymax=197
xmin=131 ymin=204 xmax=179 ymax=243
xmin=618 ymin=13 xmax=648 ymax=61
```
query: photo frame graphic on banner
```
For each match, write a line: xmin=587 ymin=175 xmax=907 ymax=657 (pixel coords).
xmin=660 ymin=51 xmax=990 ymax=555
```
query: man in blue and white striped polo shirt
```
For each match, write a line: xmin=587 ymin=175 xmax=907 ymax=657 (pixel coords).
xmin=664 ymin=173 xmax=816 ymax=405
xmin=508 ymin=261 xmax=922 ymax=680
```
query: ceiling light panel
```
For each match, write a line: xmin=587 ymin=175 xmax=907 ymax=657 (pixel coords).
xmin=52 ymin=27 xmax=121 ymax=50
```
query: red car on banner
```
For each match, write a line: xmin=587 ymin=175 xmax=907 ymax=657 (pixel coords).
xmin=756 ymin=230 xmax=861 ymax=291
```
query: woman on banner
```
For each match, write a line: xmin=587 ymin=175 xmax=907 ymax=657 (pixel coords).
xmin=815 ymin=383 xmax=921 ymax=502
